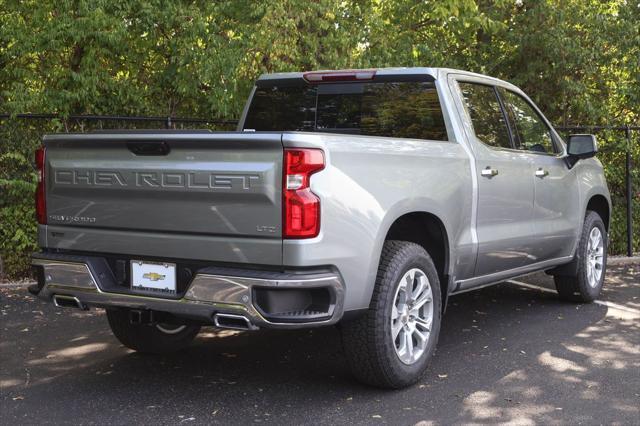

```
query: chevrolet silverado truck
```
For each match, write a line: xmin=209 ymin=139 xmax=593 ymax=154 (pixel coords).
xmin=30 ymin=68 xmax=611 ymax=388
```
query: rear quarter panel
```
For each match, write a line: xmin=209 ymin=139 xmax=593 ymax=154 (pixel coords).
xmin=281 ymin=132 xmax=473 ymax=311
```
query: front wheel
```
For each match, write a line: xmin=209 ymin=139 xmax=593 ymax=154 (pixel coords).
xmin=106 ymin=309 xmax=201 ymax=354
xmin=340 ymin=241 xmax=442 ymax=389
xmin=554 ymin=210 xmax=607 ymax=303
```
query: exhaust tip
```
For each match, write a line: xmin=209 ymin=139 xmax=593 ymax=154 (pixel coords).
xmin=214 ymin=313 xmax=256 ymax=331
xmin=53 ymin=295 xmax=85 ymax=310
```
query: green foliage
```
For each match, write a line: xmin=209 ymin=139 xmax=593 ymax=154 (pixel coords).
xmin=2 ymin=0 xmax=637 ymax=122
xmin=0 ymin=0 xmax=638 ymax=278
xmin=0 ymin=143 xmax=38 ymax=278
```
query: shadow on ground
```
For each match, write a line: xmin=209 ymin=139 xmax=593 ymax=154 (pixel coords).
xmin=1 ymin=265 xmax=638 ymax=425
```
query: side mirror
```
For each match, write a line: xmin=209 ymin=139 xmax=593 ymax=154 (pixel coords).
xmin=567 ymin=134 xmax=598 ymax=158
xmin=566 ymin=134 xmax=597 ymax=168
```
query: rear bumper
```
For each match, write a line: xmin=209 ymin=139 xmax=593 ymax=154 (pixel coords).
xmin=31 ymin=253 xmax=345 ymax=329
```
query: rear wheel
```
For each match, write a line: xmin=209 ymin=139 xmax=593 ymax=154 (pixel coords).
xmin=554 ymin=211 xmax=607 ymax=302
xmin=106 ymin=309 xmax=200 ymax=354
xmin=340 ymin=240 xmax=442 ymax=389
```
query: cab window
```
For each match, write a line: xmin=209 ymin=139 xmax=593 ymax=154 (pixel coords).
xmin=243 ymin=81 xmax=448 ymax=141
xmin=459 ymin=82 xmax=512 ymax=149
xmin=499 ymin=89 xmax=557 ymax=154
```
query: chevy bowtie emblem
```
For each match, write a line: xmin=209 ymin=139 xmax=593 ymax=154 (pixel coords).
xmin=143 ymin=272 xmax=166 ymax=281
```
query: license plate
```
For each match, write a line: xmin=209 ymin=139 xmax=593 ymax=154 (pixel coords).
xmin=131 ymin=260 xmax=177 ymax=294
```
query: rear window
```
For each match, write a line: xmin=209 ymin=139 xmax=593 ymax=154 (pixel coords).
xmin=243 ymin=82 xmax=448 ymax=141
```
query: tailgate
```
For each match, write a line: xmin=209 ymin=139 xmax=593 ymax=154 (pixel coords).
xmin=43 ymin=132 xmax=283 ymax=265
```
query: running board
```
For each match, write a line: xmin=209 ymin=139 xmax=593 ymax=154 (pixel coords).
xmin=452 ymin=256 xmax=573 ymax=294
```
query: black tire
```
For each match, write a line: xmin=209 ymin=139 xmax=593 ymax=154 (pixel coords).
xmin=554 ymin=211 xmax=607 ymax=303
xmin=106 ymin=309 xmax=200 ymax=354
xmin=340 ymin=240 xmax=442 ymax=389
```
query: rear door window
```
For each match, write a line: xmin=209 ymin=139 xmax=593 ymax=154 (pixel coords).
xmin=244 ymin=81 xmax=448 ymax=141
xmin=459 ymin=82 xmax=512 ymax=149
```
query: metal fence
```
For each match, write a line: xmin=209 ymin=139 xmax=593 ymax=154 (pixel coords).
xmin=2 ymin=114 xmax=638 ymax=257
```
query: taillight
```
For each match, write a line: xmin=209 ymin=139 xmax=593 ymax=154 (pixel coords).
xmin=283 ymin=148 xmax=324 ymax=238
xmin=302 ymin=69 xmax=376 ymax=84
xmin=35 ymin=146 xmax=46 ymax=224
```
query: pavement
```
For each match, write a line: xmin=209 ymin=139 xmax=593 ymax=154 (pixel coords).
xmin=1 ymin=264 xmax=638 ymax=425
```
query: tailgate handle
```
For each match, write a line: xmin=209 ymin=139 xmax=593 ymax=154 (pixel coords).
xmin=126 ymin=142 xmax=171 ymax=156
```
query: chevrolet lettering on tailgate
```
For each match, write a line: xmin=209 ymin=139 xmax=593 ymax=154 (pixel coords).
xmin=54 ymin=169 xmax=261 ymax=191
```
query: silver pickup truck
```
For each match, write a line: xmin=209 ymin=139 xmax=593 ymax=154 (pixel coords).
xmin=30 ymin=68 xmax=611 ymax=388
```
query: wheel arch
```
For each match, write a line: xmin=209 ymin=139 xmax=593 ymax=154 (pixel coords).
xmin=382 ymin=211 xmax=451 ymax=312
xmin=549 ymin=191 xmax=611 ymax=277
xmin=586 ymin=194 xmax=610 ymax=231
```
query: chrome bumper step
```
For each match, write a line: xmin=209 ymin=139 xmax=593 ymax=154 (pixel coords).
xmin=31 ymin=253 xmax=344 ymax=329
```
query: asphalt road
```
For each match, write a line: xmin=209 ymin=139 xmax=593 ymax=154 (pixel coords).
xmin=1 ymin=264 xmax=638 ymax=425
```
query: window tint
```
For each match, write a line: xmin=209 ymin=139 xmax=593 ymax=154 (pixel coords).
xmin=500 ymin=89 xmax=556 ymax=154
xmin=243 ymin=82 xmax=448 ymax=141
xmin=243 ymin=86 xmax=317 ymax=132
xmin=459 ymin=83 xmax=511 ymax=149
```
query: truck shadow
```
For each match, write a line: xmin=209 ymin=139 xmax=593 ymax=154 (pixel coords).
xmin=4 ymin=274 xmax=638 ymax=424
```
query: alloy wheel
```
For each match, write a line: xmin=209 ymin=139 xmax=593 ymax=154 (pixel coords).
xmin=586 ymin=227 xmax=604 ymax=288
xmin=391 ymin=268 xmax=434 ymax=365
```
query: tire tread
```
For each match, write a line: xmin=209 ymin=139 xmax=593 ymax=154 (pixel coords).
xmin=554 ymin=210 xmax=607 ymax=303
xmin=341 ymin=240 xmax=441 ymax=388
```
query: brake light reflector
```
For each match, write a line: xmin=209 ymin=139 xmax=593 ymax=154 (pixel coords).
xmin=35 ymin=146 xmax=46 ymax=224
xmin=283 ymin=148 xmax=324 ymax=238
xmin=302 ymin=69 xmax=376 ymax=84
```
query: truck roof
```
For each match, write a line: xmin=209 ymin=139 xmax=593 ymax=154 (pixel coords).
xmin=257 ymin=67 xmax=519 ymax=91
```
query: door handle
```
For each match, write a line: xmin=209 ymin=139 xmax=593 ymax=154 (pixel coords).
xmin=535 ymin=168 xmax=549 ymax=178
xmin=481 ymin=167 xmax=499 ymax=177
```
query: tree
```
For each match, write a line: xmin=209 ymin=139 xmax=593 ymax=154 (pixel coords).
xmin=0 ymin=0 xmax=637 ymax=278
